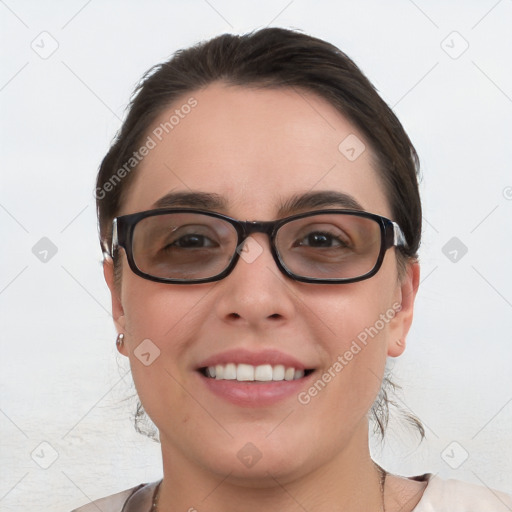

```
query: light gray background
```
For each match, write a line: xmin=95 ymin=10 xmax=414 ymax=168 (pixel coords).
xmin=1 ymin=1 xmax=511 ymax=511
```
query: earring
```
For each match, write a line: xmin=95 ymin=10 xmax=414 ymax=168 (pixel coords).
xmin=116 ymin=333 xmax=125 ymax=346
xmin=396 ymin=338 xmax=404 ymax=347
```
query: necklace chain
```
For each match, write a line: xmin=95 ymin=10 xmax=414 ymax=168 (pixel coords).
xmin=152 ymin=466 xmax=387 ymax=511
xmin=151 ymin=481 xmax=160 ymax=511
xmin=377 ymin=463 xmax=387 ymax=512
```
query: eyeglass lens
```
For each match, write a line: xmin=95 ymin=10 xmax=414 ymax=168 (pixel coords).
xmin=130 ymin=212 xmax=383 ymax=281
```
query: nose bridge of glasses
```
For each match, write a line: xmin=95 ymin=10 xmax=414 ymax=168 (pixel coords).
xmin=231 ymin=220 xmax=279 ymax=262
xmin=239 ymin=220 xmax=276 ymax=242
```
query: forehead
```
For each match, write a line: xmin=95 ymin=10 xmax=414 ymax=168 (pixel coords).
xmin=122 ymin=83 xmax=391 ymax=219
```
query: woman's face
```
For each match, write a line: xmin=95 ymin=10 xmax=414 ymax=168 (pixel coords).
xmin=105 ymin=83 xmax=418 ymax=483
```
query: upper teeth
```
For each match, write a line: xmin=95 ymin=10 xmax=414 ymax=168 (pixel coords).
xmin=206 ymin=364 xmax=305 ymax=382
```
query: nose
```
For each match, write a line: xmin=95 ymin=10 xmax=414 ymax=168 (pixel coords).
xmin=213 ymin=234 xmax=297 ymax=328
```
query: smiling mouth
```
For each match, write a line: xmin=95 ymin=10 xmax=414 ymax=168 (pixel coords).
xmin=199 ymin=363 xmax=315 ymax=382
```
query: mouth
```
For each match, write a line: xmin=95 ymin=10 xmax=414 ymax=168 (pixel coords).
xmin=199 ymin=364 xmax=315 ymax=382
xmin=195 ymin=349 xmax=317 ymax=406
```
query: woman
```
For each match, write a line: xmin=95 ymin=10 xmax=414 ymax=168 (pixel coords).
xmin=74 ymin=28 xmax=512 ymax=511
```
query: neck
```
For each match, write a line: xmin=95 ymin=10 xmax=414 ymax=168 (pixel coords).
xmin=156 ymin=426 xmax=385 ymax=512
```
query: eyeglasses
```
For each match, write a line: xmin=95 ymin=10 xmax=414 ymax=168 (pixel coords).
xmin=111 ymin=208 xmax=407 ymax=285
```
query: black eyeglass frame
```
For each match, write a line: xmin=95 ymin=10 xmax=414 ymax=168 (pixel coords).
xmin=111 ymin=208 xmax=408 ymax=285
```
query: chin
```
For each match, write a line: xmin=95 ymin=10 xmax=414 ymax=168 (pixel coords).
xmin=208 ymin=455 xmax=309 ymax=488
xmin=194 ymin=431 xmax=315 ymax=486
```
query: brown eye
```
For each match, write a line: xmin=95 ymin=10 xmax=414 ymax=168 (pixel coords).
xmin=296 ymin=231 xmax=348 ymax=248
xmin=169 ymin=234 xmax=217 ymax=249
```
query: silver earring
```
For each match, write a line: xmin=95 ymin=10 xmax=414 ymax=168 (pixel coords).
xmin=116 ymin=333 xmax=125 ymax=346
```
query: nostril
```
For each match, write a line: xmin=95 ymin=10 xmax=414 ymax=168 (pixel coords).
xmin=228 ymin=312 xmax=241 ymax=319
xmin=268 ymin=313 xmax=282 ymax=319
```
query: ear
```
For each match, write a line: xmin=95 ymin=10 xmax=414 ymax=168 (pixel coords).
xmin=387 ymin=261 xmax=420 ymax=358
xmin=103 ymin=257 xmax=128 ymax=355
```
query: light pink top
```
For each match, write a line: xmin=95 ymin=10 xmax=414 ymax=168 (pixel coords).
xmin=71 ymin=474 xmax=512 ymax=511
xmin=411 ymin=474 xmax=512 ymax=511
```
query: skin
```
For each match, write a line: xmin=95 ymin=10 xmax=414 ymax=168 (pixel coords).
xmin=104 ymin=83 xmax=425 ymax=511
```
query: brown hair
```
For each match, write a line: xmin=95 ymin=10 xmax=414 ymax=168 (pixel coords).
xmin=97 ymin=27 xmax=424 ymax=441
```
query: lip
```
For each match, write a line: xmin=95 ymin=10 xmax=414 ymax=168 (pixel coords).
xmin=199 ymin=374 xmax=315 ymax=406
xmin=195 ymin=349 xmax=316 ymax=407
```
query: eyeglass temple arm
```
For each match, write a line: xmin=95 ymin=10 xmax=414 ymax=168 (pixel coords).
xmin=110 ymin=218 xmax=119 ymax=256
xmin=100 ymin=218 xmax=118 ymax=260
xmin=392 ymin=221 xmax=407 ymax=248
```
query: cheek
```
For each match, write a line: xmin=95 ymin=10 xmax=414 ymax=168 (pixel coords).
xmin=305 ymin=269 xmax=398 ymax=354
xmin=119 ymin=276 xmax=208 ymax=395
xmin=120 ymin=280 xmax=210 ymax=431
xmin=298 ymin=268 xmax=398 ymax=412
xmin=121 ymin=271 xmax=207 ymax=342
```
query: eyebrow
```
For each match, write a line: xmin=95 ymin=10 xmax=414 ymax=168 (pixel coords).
xmin=152 ymin=191 xmax=228 ymax=210
xmin=151 ymin=190 xmax=364 ymax=217
xmin=276 ymin=191 xmax=363 ymax=216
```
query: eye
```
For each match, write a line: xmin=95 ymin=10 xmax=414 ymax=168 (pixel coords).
xmin=169 ymin=233 xmax=217 ymax=249
xmin=296 ymin=231 xmax=349 ymax=249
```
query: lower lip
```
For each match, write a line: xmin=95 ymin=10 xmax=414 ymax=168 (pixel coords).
xmin=198 ymin=372 xmax=315 ymax=407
